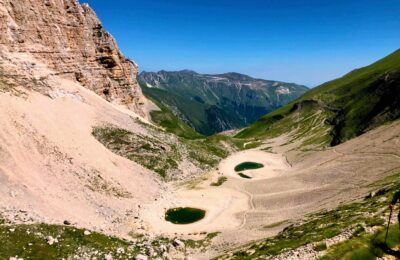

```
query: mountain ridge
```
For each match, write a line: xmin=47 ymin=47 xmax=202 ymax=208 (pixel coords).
xmin=237 ymin=48 xmax=400 ymax=147
xmin=139 ymin=70 xmax=308 ymax=135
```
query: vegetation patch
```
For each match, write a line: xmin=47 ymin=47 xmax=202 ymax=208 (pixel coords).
xmin=321 ymin=224 xmax=400 ymax=259
xmin=183 ymin=232 xmax=220 ymax=251
xmin=236 ymin=50 xmax=400 ymax=148
xmin=234 ymin=162 xmax=264 ymax=172
xmin=211 ymin=176 xmax=228 ymax=186
xmin=165 ymin=207 xmax=206 ymax=224
xmin=92 ymin=126 xmax=180 ymax=178
xmin=0 ymin=223 xmax=137 ymax=259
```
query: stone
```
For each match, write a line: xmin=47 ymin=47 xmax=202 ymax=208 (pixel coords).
xmin=63 ymin=220 xmax=71 ymax=225
xmin=0 ymin=0 xmax=146 ymax=116
xmin=84 ymin=230 xmax=91 ymax=235
xmin=159 ymin=244 xmax=167 ymax=252
xmin=172 ymin=239 xmax=185 ymax=248
xmin=46 ymin=236 xmax=58 ymax=245
xmin=116 ymin=247 xmax=124 ymax=254
xmin=104 ymin=254 xmax=112 ymax=260
xmin=134 ymin=254 xmax=148 ymax=260
xmin=162 ymin=252 xmax=172 ymax=260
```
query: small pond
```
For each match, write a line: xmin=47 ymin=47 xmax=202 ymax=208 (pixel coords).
xmin=238 ymin=172 xmax=252 ymax=179
xmin=165 ymin=207 xmax=206 ymax=224
xmin=234 ymin=162 xmax=264 ymax=172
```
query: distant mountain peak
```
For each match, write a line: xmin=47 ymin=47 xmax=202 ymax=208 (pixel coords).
xmin=139 ymin=70 xmax=308 ymax=135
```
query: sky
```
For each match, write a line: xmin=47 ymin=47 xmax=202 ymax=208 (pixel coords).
xmin=81 ymin=0 xmax=400 ymax=86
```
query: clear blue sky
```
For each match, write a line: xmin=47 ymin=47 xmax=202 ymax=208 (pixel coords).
xmin=81 ymin=0 xmax=400 ymax=86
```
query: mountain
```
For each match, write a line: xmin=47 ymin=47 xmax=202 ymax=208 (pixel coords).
xmin=0 ymin=0 xmax=146 ymax=115
xmin=139 ymin=70 xmax=308 ymax=135
xmin=237 ymin=49 xmax=400 ymax=147
xmin=1 ymin=0 xmax=400 ymax=259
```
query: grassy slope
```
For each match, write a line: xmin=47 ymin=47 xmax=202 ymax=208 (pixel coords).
xmin=236 ymin=49 xmax=400 ymax=146
xmin=139 ymin=72 xmax=308 ymax=136
xmin=0 ymin=223 xmax=136 ymax=259
xmin=0 ymin=222 xmax=220 ymax=259
xmin=140 ymin=82 xmax=203 ymax=139
xmin=220 ymin=171 xmax=400 ymax=259
xmin=141 ymin=84 xmax=243 ymax=135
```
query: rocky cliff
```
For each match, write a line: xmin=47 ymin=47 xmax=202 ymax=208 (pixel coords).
xmin=0 ymin=0 xmax=145 ymax=114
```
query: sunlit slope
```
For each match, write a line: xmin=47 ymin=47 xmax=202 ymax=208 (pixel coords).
xmin=139 ymin=70 xmax=308 ymax=135
xmin=237 ymin=49 xmax=400 ymax=147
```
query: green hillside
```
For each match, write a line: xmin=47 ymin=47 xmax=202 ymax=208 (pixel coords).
xmin=139 ymin=70 xmax=308 ymax=135
xmin=237 ymin=49 xmax=400 ymax=147
xmin=139 ymin=81 xmax=203 ymax=139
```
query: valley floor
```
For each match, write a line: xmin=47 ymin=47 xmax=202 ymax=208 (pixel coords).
xmin=140 ymin=121 xmax=400 ymax=259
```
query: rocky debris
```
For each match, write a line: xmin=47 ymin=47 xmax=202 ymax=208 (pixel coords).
xmin=9 ymin=256 xmax=23 ymax=260
xmin=173 ymin=239 xmax=185 ymax=248
xmin=84 ymin=230 xmax=91 ymax=236
xmin=159 ymin=244 xmax=168 ymax=253
xmin=63 ymin=220 xmax=71 ymax=225
xmin=162 ymin=252 xmax=172 ymax=260
xmin=0 ymin=207 xmax=39 ymax=224
xmin=104 ymin=254 xmax=113 ymax=260
xmin=134 ymin=254 xmax=148 ymax=260
xmin=0 ymin=0 xmax=147 ymax=116
xmin=46 ymin=236 xmax=58 ymax=245
xmin=271 ymin=226 xmax=356 ymax=260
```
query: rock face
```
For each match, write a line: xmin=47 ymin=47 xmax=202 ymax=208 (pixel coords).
xmin=0 ymin=0 xmax=144 ymax=115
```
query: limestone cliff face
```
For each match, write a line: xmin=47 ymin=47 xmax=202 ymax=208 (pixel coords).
xmin=0 ymin=0 xmax=144 ymax=115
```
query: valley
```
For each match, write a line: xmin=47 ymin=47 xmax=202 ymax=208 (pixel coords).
xmin=0 ymin=0 xmax=399 ymax=259
xmin=139 ymin=71 xmax=308 ymax=135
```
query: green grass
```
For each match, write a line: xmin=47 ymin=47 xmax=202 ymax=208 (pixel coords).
xmin=236 ymin=49 xmax=400 ymax=147
xmin=165 ymin=207 xmax=206 ymax=224
xmin=92 ymin=126 xmax=180 ymax=178
xmin=211 ymin=176 xmax=228 ymax=186
xmin=0 ymin=223 xmax=137 ymax=259
xmin=139 ymin=81 xmax=203 ymax=139
xmin=321 ymin=224 xmax=400 ymax=260
xmin=314 ymin=242 xmax=328 ymax=252
xmin=0 ymin=222 xmax=220 ymax=259
xmin=92 ymin=125 xmax=234 ymax=179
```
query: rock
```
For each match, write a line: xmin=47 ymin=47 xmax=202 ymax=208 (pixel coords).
xmin=63 ymin=220 xmax=71 ymax=225
xmin=0 ymin=0 xmax=146 ymax=116
xmin=9 ymin=257 xmax=23 ymax=260
xmin=162 ymin=252 xmax=172 ymax=260
xmin=146 ymin=247 xmax=154 ymax=257
xmin=83 ymin=230 xmax=91 ymax=236
xmin=134 ymin=254 xmax=148 ymax=260
xmin=104 ymin=254 xmax=113 ymax=260
xmin=172 ymin=239 xmax=185 ymax=248
xmin=159 ymin=244 xmax=167 ymax=252
xmin=46 ymin=236 xmax=58 ymax=245
xmin=116 ymin=247 xmax=124 ymax=254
